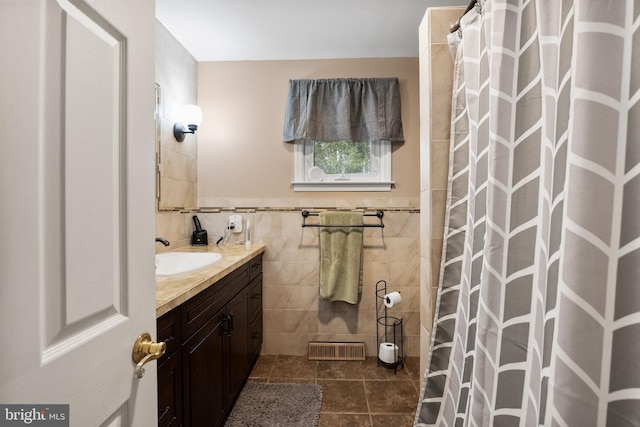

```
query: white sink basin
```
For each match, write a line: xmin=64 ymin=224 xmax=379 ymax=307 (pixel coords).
xmin=155 ymin=252 xmax=222 ymax=277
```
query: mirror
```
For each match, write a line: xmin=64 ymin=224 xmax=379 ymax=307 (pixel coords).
xmin=155 ymin=83 xmax=198 ymax=211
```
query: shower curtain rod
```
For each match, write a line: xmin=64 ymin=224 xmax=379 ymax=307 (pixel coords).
xmin=450 ymin=0 xmax=478 ymax=33
xmin=301 ymin=210 xmax=385 ymax=228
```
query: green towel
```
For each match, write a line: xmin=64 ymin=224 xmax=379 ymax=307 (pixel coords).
xmin=319 ymin=212 xmax=364 ymax=304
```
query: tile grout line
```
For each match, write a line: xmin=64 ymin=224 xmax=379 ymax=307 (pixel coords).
xmin=362 ymin=378 xmax=374 ymax=426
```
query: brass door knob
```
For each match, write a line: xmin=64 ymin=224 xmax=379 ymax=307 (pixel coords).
xmin=132 ymin=332 xmax=166 ymax=378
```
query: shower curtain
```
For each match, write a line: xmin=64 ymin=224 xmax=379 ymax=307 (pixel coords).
xmin=416 ymin=1 xmax=640 ymax=426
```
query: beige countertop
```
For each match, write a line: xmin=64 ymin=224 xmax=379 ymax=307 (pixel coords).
xmin=156 ymin=243 xmax=266 ymax=318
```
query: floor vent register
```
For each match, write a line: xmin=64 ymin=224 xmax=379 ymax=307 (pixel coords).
xmin=307 ymin=341 xmax=366 ymax=361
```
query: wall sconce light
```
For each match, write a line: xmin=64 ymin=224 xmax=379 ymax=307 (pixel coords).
xmin=173 ymin=104 xmax=203 ymax=142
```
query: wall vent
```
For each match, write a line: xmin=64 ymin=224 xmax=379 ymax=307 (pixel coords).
xmin=307 ymin=341 xmax=366 ymax=361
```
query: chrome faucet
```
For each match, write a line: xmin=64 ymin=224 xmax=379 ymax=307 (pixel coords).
xmin=155 ymin=237 xmax=170 ymax=246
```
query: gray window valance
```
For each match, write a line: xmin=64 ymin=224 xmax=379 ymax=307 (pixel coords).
xmin=283 ymin=78 xmax=404 ymax=143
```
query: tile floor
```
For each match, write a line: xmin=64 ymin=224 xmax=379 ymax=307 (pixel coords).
xmin=247 ymin=355 xmax=422 ymax=427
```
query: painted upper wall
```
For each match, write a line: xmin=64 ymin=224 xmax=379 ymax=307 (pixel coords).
xmin=196 ymin=58 xmax=420 ymax=205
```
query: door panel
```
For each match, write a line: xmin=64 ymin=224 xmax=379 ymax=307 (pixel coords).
xmin=44 ymin=0 xmax=127 ymax=355
xmin=0 ymin=0 xmax=156 ymax=425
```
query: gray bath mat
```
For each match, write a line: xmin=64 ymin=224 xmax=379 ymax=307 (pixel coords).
xmin=224 ymin=382 xmax=322 ymax=427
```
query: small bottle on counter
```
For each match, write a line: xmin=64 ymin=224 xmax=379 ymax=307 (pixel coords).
xmin=245 ymin=213 xmax=251 ymax=247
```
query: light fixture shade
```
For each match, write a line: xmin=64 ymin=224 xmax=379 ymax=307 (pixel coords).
xmin=181 ymin=104 xmax=202 ymax=127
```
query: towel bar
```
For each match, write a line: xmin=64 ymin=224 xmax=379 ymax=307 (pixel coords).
xmin=301 ymin=210 xmax=384 ymax=228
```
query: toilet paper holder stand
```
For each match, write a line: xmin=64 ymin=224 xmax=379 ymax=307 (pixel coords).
xmin=375 ymin=280 xmax=404 ymax=373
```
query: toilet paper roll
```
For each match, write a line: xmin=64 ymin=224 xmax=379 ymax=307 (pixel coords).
xmin=383 ymin=291 xmax=402 ymax=308
xmin=379 ymin=342 xmax=399 ymax=364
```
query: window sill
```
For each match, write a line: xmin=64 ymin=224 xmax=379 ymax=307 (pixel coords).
xmin=291 ymin=181 xmax=394 ymax=192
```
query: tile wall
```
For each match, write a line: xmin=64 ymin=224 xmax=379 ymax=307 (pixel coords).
xmin=157 ymin=202 xmax=421 ymax=357
xmin=418 ymin=7 xmax=462 ymax=374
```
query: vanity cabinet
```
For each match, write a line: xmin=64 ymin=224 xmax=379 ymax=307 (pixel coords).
xmin=156 ymin=254 xmax=263 ymax=427
xmin=157 ymin=309 xmax=182 ymax=427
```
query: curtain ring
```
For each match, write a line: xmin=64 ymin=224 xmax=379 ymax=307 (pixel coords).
xmin=474 ymin=0 xmax=483 ymax=14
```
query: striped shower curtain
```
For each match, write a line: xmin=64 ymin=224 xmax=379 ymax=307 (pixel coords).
xmin=416 ymin=1 xmax=640 ymax=426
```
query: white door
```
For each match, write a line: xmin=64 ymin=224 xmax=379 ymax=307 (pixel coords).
xmin=0 ymin=0 xmax=157 ymax=425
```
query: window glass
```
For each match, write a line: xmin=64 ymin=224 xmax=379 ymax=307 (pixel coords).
xmin=313 ymin=141 xmax=371 ymax=175
xmin=293 ymin=139 xmax=392 ymax=191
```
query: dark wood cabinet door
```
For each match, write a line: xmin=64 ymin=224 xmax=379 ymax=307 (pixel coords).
xmin=157 ymin=309 xmax=182 ymax=427
xmin=182 ymin=316 xmax=226 ymax=427
xmin=158 ymin=350 xmax=182 ymax=427
xmin=226 ymin=288 xmax=250 ymax=408
xmin=249 ymin=314 xmax=263 ymax=366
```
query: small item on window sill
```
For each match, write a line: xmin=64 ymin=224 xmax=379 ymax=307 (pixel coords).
xmin=308 ymin=166 xmax=324 ymax=181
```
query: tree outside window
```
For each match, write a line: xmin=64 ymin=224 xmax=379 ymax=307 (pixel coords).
xmin=313 ymin=141 xmax=371 ymax=175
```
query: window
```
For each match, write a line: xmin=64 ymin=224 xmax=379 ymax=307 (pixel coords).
xmin=293 ymin=139 xmax=392 ymax=191
xmin=283 ymin=78 xmax=404 ymax=191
